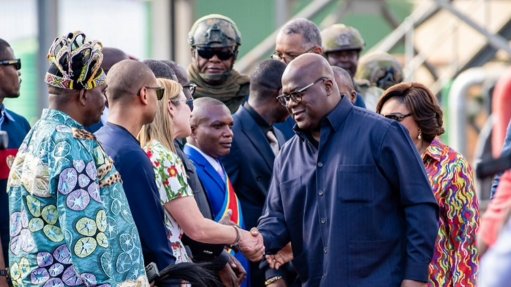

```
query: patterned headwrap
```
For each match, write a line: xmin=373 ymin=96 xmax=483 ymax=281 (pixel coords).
xmin=45 ymin=31 xmax=106 ymax=90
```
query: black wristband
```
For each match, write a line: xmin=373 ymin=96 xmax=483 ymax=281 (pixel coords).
xmin=0 ymin=268 xmax=8 ymax=278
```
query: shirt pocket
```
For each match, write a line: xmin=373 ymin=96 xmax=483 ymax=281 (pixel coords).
xmin=337 ymin=165 xmax=375 ymax=202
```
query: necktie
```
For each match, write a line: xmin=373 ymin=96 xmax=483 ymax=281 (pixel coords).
xmin=266 ymin=129 xmax=279 ymax=155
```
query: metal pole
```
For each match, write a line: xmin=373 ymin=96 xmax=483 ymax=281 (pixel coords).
xmin=437 ymin=0 xmax=511 ymax=55
xmin=275 ymin=0 xmax=290 ymax=28
xmin=368 ymin=2 xmax=440 ymax=53
xmin=37 ymin=0 xmax=58 ymax=114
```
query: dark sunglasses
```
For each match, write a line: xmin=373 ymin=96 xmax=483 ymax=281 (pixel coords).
xmin=145 ymin=86 xmax=165 ymax=100
xmin=384 ymin=113 xmax=412 ymax=122
xmin=182 ymin=83 xmax=197 ymax=96
xmin=171 ymin=98 xmax=194 ymax=111
xmin=0 ymin=58 xmax=21 ymax=70
xmin=196 ymin=48 xmax=235 ymax=60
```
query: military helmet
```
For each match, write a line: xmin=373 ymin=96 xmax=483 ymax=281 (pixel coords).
xmin=188 ymin=14 xmax=242 ymax=48
xmin=321 ymin=24 xmax=365 ymax=53
xmin=355 ymin=52 xmax=404 ymax=90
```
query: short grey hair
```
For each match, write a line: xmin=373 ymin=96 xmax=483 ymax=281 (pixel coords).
xmin=279 ymin=18 xmax=322 ymax=47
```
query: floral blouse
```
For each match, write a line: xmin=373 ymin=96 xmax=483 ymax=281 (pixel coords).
xmin=423 ymin=138 xmax=479 ymax=287
xmin=144 ymin=140 xmax=194 ymax=263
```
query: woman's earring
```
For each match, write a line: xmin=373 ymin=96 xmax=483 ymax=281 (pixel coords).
xmin=418 ymin=130 xmax=422 ymax=140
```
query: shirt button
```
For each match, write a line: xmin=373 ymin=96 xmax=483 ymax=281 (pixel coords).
xmin=318 ymin=190 xmax=324 ymax=196
xmin=320 ymin=218 xmax=326 ymax=224
xmin=323 ymin=247 xmax=327 ymax=254
xmin=317 ymin=162 xmax=323 ymax=167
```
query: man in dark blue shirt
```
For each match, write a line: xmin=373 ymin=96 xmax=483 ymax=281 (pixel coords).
xmin=258 ymin=54 xmax=438 ymax=287
xmin=95 ymin=59 xmax=177 ymax=271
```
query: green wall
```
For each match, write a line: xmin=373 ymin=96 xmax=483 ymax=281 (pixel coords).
xmin=8 ymin=38 xmax=39 ymax=124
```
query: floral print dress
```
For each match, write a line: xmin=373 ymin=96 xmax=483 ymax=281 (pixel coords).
xmin=144 ymin=140 xmax=194 ymax=263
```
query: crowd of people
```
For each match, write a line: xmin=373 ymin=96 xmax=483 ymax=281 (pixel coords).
xmin=0 ymin=12 xmax=509 ymax=287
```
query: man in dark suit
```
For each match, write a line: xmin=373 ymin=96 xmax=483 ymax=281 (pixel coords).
xmin=222 ymin=60 xmax=291 ymax=287
xmin=222 ymin=60 xmax=288 ymax=232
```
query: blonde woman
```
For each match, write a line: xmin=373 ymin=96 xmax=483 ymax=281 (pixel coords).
xmin=139 ymin=78 xmax=261 ymax=280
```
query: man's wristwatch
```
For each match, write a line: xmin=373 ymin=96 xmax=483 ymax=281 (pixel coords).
xmin=0 ymin=268 xmax=8 ymax=278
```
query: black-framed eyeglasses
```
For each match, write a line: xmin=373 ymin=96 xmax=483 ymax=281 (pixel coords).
xmin=276 ymin=77 xmax=327 ymax=106
xmin=0 ymin=59 xmax=21 ymax=70
xmin=171 ymin=98 xmax=194 ymax=111
xmin=271 ymin=47 xmax=315 ymax=63
xmin=196 ymin=48 xmax=235 ymax=61
xmin=182 ymin=83 xmax=197 ymax=96
xmin=384 ymin=113 xmax=412 ymax=122
xmin=145 ymin=86 xmax=165 ymax=100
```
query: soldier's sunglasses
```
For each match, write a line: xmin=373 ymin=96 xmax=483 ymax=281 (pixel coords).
xmin=0 ymin=59 xmax=21 ymax=70
xmin=197 ymin=48 xmax=235 ymax=61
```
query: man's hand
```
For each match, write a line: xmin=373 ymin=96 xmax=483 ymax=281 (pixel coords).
xmin=220 ymin=209 xmax=235 ymax=226
xmin=228 ymin=254 xmax=246 ymax=286
xmin=218 ymin=263 xmax=238 ymax=287
xmin=238 ymin=227 xmax=265 ymax=261
xmin=401 ymin=279 xmax=426 ymax=287
xmin=266 ymin=242 xmax=293 ymax=269
xmin=0 ymin=277 xmax=8 ymax=287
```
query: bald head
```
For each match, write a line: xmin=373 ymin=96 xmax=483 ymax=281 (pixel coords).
xmin=101 ymin=47 xmax=129 ymax=74
xmin=283 ymin=53 xmax=334 ymax=87
xmin=281 ymin=54 xmax=341 ymax=136
xmin=191 ymin=97 xmax=230 ymax=126
xmin=106 ymin=59 xmax=157 ymax=102
xmin=331 ymin=66 xmax=357 ymax=103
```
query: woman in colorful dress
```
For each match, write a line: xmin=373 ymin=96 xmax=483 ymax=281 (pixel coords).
xmin=138 ymin=78 xmax=251 ymax=268
xmin=376 ymin=82 xmax=479 ymax=287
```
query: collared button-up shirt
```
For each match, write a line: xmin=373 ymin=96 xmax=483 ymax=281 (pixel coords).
xmin=423 ymin=138 xmax=479 ymax=287
xmin=8 ymin=109 xmax=148 ymax=286
xmin=258 ymin=96 xmax=439 ymax=287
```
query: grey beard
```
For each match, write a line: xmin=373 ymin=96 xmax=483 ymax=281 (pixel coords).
xmin=199 ymin=71 xmax=232 ymax=84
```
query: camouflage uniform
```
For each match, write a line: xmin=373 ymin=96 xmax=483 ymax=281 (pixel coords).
xmin=321 ymin=24 xmax=383 ymax=111
xmin=356 ymin=51 xmax=404 ymax=90
xmin=188 ymin=14 xmax=249 ymax=114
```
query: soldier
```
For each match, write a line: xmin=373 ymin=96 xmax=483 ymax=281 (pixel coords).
xmin=321 ymin=24 xmax=383 ymax=111
xmin=188 ymin=14 xmax=249 ymax=114
xmin=356 ymin=51 xmax=404 ymax=90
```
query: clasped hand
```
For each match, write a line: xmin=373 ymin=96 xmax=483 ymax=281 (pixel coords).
xmin=238 ymin=227 xmax=265 ymax=261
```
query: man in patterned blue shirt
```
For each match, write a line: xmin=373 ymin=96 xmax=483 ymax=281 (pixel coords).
xmin=7 ymin=31 xmax=149 ymax=286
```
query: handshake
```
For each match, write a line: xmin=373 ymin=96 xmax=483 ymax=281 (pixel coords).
xmin=235 ymin=226 xmax=265 ymax=262
xmin=219 ymin=210 xmax=265 ymax=261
